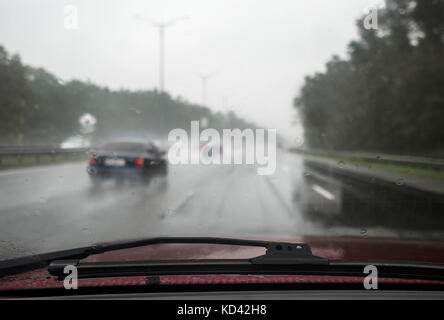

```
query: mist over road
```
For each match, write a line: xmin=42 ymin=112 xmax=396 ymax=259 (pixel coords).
xmin=0 ymin=151 xmax=442 ymax=260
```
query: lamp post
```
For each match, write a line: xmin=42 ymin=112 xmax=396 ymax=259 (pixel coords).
xmin=134 ymin=14 xmax=189 ymax=92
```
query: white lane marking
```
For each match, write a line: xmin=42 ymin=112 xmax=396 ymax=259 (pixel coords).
xmin=312 ymin=184 xmax=335 ymax=201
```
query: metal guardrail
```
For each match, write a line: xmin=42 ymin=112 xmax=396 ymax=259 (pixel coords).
xmin=1 ymin=146 xmax=444 ymax=170
xmin=0 ymin=146 xmax=88 ymax=155
xmin=0 ymin=146 xmax=89 ymax=166
xmin=291 ymin=149 xmax=444 ymax=170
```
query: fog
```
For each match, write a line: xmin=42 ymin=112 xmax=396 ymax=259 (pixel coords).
xmin=3 ymin=0 xmax=443 ymax=261
xmin=0 ymin=0 xmax=379 ymax=139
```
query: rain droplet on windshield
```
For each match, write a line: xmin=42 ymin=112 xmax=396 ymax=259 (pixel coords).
xmin=396 ymin=178 xmax=404 ymax=186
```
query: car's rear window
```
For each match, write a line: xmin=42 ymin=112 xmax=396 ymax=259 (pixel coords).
xmin=101 ymin=142 xmax=146 ymax=153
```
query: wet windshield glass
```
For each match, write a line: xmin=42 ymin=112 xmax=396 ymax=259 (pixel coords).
xmin=0 ymin=0 xmax=443 ymax=265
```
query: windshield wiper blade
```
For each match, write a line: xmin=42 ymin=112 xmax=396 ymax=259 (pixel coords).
xmin=0 ymin=237 xmax=327 ymax=277
xmin=47 ymin=260 xmax=444 ymax=282
xmin=47 ymin=259 xmax=444 ymax=282
xmin=48 ymin=260 xmax=444 ymax=282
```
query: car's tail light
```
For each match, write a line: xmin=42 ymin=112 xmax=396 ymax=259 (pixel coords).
xmin=89 ymin=155 xmax=97 ymax=166
xmin=134 ymin=157 xmax=143 ymax=167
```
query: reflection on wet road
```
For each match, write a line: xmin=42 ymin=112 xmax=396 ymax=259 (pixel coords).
xmin=300 ymin=159 xmax=444 ymax=234
xmin=0 ymin=151 xmax=443 ymax=259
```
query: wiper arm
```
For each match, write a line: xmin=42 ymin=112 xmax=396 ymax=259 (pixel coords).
xmin=48 ymin=238 xmax=329 ymax=279
xmin=0 ymin=237 xmax=326 ymax=277
xmin=99 ymin=237 xmax=328 ymax=265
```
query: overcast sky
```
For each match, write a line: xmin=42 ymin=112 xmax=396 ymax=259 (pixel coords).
xmin=0 ymin=0 xmax=379 ymax=140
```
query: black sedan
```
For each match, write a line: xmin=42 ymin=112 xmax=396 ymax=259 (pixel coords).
xmin=87 ymin=139 xmax=167 ymax=185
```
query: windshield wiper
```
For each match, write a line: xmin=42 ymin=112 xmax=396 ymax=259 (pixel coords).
xmin=48 ymin=238 xmax=329 ymax=279
xmin=0 ymin=237 xmax=326 ymax=277
xmin=2 ymin=237 xmax=444 ymax=282
xmin=47 ymin=238 xmax=444 ymax=282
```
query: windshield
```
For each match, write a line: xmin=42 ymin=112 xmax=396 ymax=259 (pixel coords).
xmin=0 ymin=0 xmax=443 ymax=267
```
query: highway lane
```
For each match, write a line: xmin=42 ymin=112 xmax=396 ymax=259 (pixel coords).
xmin=0 ymin=151 xmax=304 ymax=259
xmin=0 ymin=151 xmax=442 ymax=260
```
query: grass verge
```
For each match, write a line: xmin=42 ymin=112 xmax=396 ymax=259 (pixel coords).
xmin=0 ymin=153 xmax=88 ymax=171
xmin=291 ymin=149 xmax=444 ymax=180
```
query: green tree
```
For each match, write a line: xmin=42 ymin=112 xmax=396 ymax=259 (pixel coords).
xmin=295 ymin=0 xmax=444 ymax=156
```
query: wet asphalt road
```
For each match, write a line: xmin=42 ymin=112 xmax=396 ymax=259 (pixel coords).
xmin=0 ymin=151 xmax=443 ymax=259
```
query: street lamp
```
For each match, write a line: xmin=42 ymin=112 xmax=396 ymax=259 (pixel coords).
xmin=134 ymin=14 xmax=189 ymax=93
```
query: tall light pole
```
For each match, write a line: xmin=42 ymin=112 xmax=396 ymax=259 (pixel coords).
xmin=134 ymin=15 xmax=189 ymax=92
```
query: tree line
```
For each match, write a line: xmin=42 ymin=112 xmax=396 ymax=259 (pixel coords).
xmin=0 ymin=45 xmax=254 ymax=146
xmin=295 ymin=0 xmax=444 ymax=156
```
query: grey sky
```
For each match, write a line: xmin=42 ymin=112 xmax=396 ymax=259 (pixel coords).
xmin=0 ymin=0 xmax=378 ymax=139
